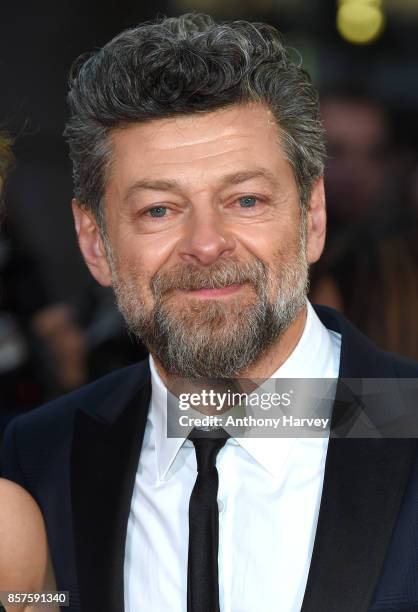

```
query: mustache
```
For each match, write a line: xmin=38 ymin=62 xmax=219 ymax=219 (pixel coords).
xmin=150 ymin=259 xmax=268 ymax=298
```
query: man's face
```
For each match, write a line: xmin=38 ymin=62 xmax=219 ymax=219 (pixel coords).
xmin=74 ymin=103 xmax=325 ymax=378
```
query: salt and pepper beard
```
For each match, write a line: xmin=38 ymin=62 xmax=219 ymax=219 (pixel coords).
xmin=104 ymin=220 xmax=309 ymax=379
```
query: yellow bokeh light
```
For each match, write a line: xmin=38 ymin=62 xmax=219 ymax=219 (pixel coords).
xmin=337 ymin=2 xmax=385 ymax=44
xmin=338 ymin=0 xmax=382 ymax=7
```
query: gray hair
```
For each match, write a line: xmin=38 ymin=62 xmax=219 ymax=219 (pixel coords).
xmin=64 ymin=13 xmax=325 ymax=227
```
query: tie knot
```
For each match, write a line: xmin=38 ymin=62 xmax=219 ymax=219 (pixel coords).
xmin=189 ymin=433 xmax=228 ymax=472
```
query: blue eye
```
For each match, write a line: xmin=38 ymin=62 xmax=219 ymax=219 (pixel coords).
xmin=239 ymin=196 xmax=257 ymax=208
xmin=148 ymin=206 xmax=167 ymax=217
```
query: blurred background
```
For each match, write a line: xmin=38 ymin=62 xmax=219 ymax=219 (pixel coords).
xmin=1 ymin=0 xmax=418 ymax=440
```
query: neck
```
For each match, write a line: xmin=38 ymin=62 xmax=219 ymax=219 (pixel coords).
xmin=151 ymin=304 xmax=307 ymax=387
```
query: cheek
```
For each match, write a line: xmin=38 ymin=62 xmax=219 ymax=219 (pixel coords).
xmin=235 ymin=217 xmax=300 ymax=264
xmin=113 ymin=229 xmax=178 ymax=280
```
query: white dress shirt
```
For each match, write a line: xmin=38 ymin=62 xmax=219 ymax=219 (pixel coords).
xmin=124 ymin=301 xmax=341 ymax=612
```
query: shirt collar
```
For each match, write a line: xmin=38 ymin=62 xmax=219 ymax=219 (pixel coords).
xmin=148 ymin=356 xmax=185 ymax=481
xmin=148 ymin=300 xmax=340 ymax=480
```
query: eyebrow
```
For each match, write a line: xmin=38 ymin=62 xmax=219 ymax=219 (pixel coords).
xmin=123 ymin=168 xmax=279 ymax=202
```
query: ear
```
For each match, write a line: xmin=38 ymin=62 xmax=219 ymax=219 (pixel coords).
xmin=305 ymin=177 xmax=326 ymax=264
xmin=72 ymin=199 xmax=112 ymax=287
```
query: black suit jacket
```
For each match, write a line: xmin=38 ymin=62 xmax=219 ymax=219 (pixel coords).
xmin=1 ymin=306 xmax=418 ymax=612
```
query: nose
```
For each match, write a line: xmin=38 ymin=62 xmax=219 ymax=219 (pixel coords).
xmin=178 ymin=208 xmax=236 ymax=266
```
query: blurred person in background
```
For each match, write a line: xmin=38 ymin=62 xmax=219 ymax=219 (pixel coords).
xmin=0 ymin=132 xmax=85 ymax=422
xmin=0 ymin=134 xmax=44 ymax=437
xmin=0 ymin=134 xmax=88 ymax=444
xmin=320 ymin=92 xmax=393 ymax=228
xmin=0 ymin=138 xmax=143 ymax=444
xmin=0 ymin=138 xmax=57 ymax=612
xmin=0 ymin=479 xmax=57 ymax=612
xmin=310 ymin=92 xmax=418 ymax=359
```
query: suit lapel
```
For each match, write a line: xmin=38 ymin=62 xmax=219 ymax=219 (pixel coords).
xmin=71 ymin=366 xmax=151 ymax=612
xmin=301 ymin=307 xmax=417 ymax=612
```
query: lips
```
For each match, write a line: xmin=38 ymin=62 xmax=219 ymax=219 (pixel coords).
xmin=185 ymin=283 xmax=244 ymax=297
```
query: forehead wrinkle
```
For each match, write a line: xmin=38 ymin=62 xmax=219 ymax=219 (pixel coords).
xmin=152 ymin=148 xmax=245 ymax=165
xmin=146 ymin=126 xmax=283 ymax=161
xmin=141 ymin=138 xmax=284 ymax=172
xmin=152 ymin=129 xmax=261 ymax=151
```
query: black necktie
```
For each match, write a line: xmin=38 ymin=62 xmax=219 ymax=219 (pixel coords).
xmin=187 ymin=431 xmax=228 ymax=612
